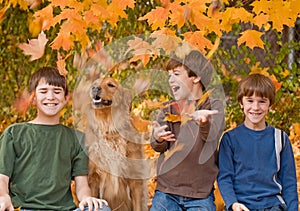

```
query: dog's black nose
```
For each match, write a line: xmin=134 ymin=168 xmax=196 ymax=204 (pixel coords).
xmin=91 ymin=86 xmax=101 ymax=100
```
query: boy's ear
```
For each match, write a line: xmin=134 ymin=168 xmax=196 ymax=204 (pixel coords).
xmin=64 ymin=94 xmax=70 ymax=104
xmin=239 ymin=102 xmax=244 ymax=109
xmin=193 ymin=76 xmax=201 ymax=84
xmin=31 ymin=94 xmax=37 ymax=106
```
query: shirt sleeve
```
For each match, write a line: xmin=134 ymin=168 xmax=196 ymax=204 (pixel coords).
xmin=217 ymin=132 xmax=238 ymax=210
xmin=150 ymin=109 xmax=169 ymax=153
xmin=71 ymin=131 xmax=89 ymax=177
xmin=0 ymin=127 xmax=16 ymax=177
xmin=279 ymin=133 xmax=298 ymax=211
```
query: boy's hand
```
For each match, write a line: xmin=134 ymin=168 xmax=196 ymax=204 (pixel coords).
xmin=0 ymin=195 xmax=14 ymax=211
xmin=186 ymin=109 xmax=218 ymax=124
xmin=232 ymin=202 xmax=249 ymax=211
xmin=152 ymin=121 xmax=176 ymax=143
xmin=78 ymin=196 xmax=108 ymax=211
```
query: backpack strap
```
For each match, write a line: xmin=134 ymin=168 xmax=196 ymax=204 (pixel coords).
xmin=274 ymin=128 xmax=286 ymax=204
xmin=274 ymin=128 xmax=285 ymax=171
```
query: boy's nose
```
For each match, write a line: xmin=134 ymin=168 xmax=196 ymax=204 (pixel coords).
xmin=252 ymin=101 xmax=260 ymax=109
xmin=46 ymin=91 xmax=55 ymax=99
xmin=168 ymin=74 xmax=175 ymax=83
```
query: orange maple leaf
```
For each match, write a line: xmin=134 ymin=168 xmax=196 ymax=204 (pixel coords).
xmin=168 ymin=2 xmax=185 ymax=28
xmin=237 ymin=30 xmax=264 ymax=50
xmin=183 ymin=31 xmax=213 ymax=54
xmin=114 ymin=0 xmax=135 ymax=10
xmin=162 ymin=142 xmax=184 ymax=163
xmin=150 ymin=32 xmax=180 ymax=54
xmin=164 ymin=112 xmax=181 ymax=123
xmin=56 ymin=52 xmax=68 ymax=77
xmin=251 ymin=0 xmax=296 ymax=31
xmin=126 ymin=36 xmax=153 ymax=66
xmin=33 ymin=5 xmax=54 ymax=31
xmin=252 ymin=13 xmax=269 ymax=29
xmin=50 ymin=30 xmax=73 ymax=51
xmin=13 ymin=90 xmax=35 ymax=119
xmin=269 ymin=74 xmax=282 ymax=91
xmin=139 ymin=7 xmax=169 ymax=30
xmin=18 ymin=31 xmax=48 ymax=61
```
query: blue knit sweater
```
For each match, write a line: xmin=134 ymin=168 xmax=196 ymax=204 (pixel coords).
xmin=217 ymin=123 xmax=298 ymax=211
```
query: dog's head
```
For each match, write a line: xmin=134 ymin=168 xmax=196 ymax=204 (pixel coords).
xmin=90 ymin=77 xmax=120 ymax=109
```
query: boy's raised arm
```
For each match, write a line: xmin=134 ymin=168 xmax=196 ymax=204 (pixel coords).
xmin=0 ymin=174 xmax=13 ymax=211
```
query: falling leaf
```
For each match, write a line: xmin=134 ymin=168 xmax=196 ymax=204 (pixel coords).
xmin=56 ymin=52 xmax=68 ymax=77
xmin=197 ymin=89 xmax=213 ymax=106
xmin=237 ymin=30 xmax=264 ymax=49
xmin=18 ymin=31 xmax=48 ymax=61
xmin=13 ymin=90 xmax=35 ymax=119
xmin=174 ymin=41 xmax=194 ymax=60
xmin=180 ymin=100 xmax=196 ymax=125
xmin=131 ymin=113 xmax=151 ymax=132
xmin=150 ymin=32 xmax=180 ymax=55
xmin=164 ymin=112 xmax=181 ymax=123
xmin=126 ymin=36 xmax=153 ymax=66
xmin=163 ymin=142 xmax=184 ymax=161
xmin=269 ymin=74 xmax=282 ymax=91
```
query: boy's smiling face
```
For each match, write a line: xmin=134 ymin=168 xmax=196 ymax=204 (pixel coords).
xmin=168 ymin=66 xmax=198 ymax=101
xmin=32 ymin=78 xmax=68 ymax=122
xmin=241 ymin=93 xmax=271 ymax=130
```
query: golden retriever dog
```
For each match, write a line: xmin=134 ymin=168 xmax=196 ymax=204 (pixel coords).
xmin=82 ymin=77 xmax=149 ymax=211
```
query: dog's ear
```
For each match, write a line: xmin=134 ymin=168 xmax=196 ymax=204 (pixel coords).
xmin=112 ymin=86 xmax=132 ymax=109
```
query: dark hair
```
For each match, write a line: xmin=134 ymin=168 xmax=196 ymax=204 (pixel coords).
xmin=166 ymin=50 xmax=214 ymax=90
xmin=29 ymin=67 xmax=68 ymax=96
xmin=238 ymin=73 xmax=276 ymax=106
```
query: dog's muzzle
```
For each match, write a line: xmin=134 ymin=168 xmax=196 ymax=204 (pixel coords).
xmin=91 ymin=86 xmax=113 ymax=107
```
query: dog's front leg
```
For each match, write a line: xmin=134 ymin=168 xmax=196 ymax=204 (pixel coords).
xmin=129 ymin=179 xmax=148 ymax=211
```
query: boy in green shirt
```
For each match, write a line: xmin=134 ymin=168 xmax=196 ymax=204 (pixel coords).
xmin=0 ymin=67 xmax=111 ymax=211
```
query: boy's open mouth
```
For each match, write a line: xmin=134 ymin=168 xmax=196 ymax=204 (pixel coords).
xmin=172 ymin=86 xmax=180 ymax=92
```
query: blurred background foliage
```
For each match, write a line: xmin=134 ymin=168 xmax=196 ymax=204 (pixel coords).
xmin=1 ymin=1 xmax=299 ymax=134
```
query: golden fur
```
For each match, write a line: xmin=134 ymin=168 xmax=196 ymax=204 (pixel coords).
xmin=81 ymin=77 xmax=149 ymax=211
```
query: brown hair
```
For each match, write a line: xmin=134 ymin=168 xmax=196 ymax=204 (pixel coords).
xmin=166 ymin=50 xmax=214 ymax=90
xmin=29 ymin=66 xmax=68 ymax=96
xmin=237 ymin=73 xmax=276 ymax=106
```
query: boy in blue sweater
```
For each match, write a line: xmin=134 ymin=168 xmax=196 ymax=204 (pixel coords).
xmin=217 ymin=73 xmax=298 ymax=211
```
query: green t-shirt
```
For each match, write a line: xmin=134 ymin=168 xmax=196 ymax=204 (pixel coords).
xmin=0 ymin=123 xmax=88 ymax=210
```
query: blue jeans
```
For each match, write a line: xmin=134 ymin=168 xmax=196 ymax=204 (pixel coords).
xmin=74 ymin=205 xmax=111 ymax=211
xmin=226 ymin=203 xmax=287 ymax=211
xmin=20 ymin=205 xmax=111 ymax=211
xmin=150 ymin=190 xmax=216 ymax=211
xmin=250 ymin=204 xmax=287 ymax=211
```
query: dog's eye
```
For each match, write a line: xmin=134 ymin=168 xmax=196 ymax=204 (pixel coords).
xmin=107 ymin=83 xmax=116 ymax=88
